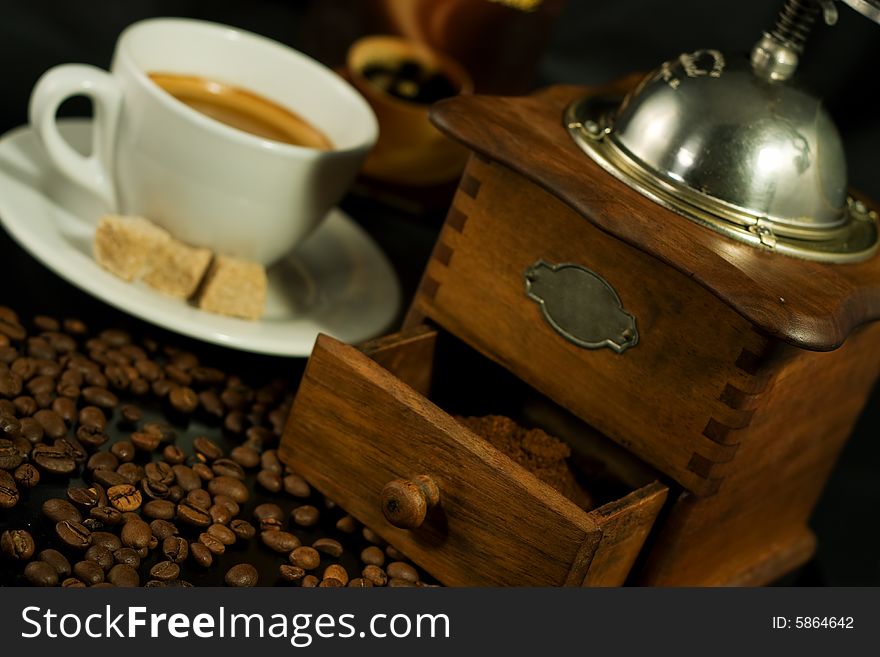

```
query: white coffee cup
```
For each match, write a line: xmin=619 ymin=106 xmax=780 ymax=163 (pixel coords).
xmin=29 ymin=18 xmax=378 ymax=265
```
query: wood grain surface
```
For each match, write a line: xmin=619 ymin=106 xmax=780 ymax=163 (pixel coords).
xmin=280 ymin=330 xmax=667 ymax=586
xmin=428 ymin=83 xmax=880 ymax=352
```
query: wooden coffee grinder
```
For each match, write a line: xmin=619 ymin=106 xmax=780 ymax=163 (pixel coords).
xmin=282 ymin=0 xmax=880 ymax=585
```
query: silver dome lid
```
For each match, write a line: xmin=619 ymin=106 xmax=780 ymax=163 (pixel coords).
xmin=565 ymin=0 xmax=879 ymax=263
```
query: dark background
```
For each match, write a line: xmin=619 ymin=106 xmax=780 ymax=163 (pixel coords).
xmin=0 ymin=0 xmax=878 ymax=585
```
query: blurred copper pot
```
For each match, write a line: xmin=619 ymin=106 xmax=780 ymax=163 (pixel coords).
xmin=347 ymin=35 xmax=473 ymax=186
xmin=370 ymin=0 xmax=566 ymax=94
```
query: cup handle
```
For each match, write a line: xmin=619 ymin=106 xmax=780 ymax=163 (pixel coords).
xmin=28 ymin=64 xmax=123 ymax=209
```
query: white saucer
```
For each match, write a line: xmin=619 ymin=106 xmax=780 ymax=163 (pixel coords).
xmin=0 ymin=119 xmax=400 ymax=356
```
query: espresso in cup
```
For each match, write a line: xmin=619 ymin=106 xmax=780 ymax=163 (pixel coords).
xmin=29 ymin=18 xmax=378 ymax=264
xmin=148 ymin=72 xmax=333 ymax=150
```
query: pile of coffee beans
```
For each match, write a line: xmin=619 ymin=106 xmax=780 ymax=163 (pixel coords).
xmin=0 ymin=305 xmax=433 ymax=587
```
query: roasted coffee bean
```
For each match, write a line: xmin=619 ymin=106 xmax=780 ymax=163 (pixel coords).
xmin=177 ymin=502 xmax=212 ymax=528
xmin=165 ymin=364 xmax=191 ymax=386
xmin=258 ymin=518 xmax=283 ymax=532
xmin=110 ymin=440 xmax=135 ymax=463
xmin=186 ymin=488 xmax=212 ymax=510
xmin=335 ymin=515 xmax=358 ymax=534
xmin=115 ymin=462 xmax=145 ymax=485
xmin=149 ymin=519 xmax=178 ymax=541
xmin=313 ymin=538 xmax=344 ymax=558
xmin=191 ymin=462 xmax=214 ymax=481
xmin=76 ymin=425 xmax=108 ymax=449
xmin=359 ymin=528 xmax=383 ymax=547
xmin=119 ymin=404 xmax=143 ymax=425
xmin=290 ymin=546 xmax=320 ymax=571
xmin=229 ymin=445 xmax=260 ymax=469
xmin=107 ymin=564 xmax=139 ymax=587
xmin=13 ymin=463 xmax=39 ymax=489
xmin=74 ymin=560 xmax=104 ymax=585
xmin=1 ymin=529 xmax=35 ymax=559
xmin=142 ymin=499 xmax=175 ymax=520
xmin=301 ymin=575 xmax=319 ymax=588
xmin=253 ymin=503 xmax=284 ymax=524
xmin=279 ymin=565 xmax=305 ymax=583
xmin=198 ymin=532 xmax=225 ymax=555
xmin=82 ymin=386 xmax=118 ymax=409
xmin=42 ymin=498 xmax=81 ymax=523
xmin=68 ymin=485 xmax=103 ymax=508
xmin=225 ymin=563 xmax=258 ymax=587
xmin=82 ymin=518 xmax=105 ymax=531
xmin=211 ymin=458 xmax=245 ymax=480
xmin=257 ymin=469 xmax=282 ymax=493
xmin=198 ymin=390 xmax=224 ymax=417
xmin=291 ymin=505 xmax=320 ymax=527
xmin=62 ymin=318 xmax=87 ymax=335
xmin=172 ymin=465 xmax=201 ymax=492
xmin=362 ymin=565 xmax=388 ymax=587
xmin=246 ymin=425 xmax=274 ymax=447
xmin=25 ymin=561 xmax=59 ymax=587
xmin=169 ymin=386 xmax=198 ymax=414
xmin=78 ymin=406 xmax=106 ymax=431
xmin=323 ymin=564 xmax=349 ymax=586
xmin=193 ymin=435 xmax=223 ymax=460
xmin=0 ymin=413 xmax=21 ymax=439
xmin=360 ymin=546 xmax=385 ymax=567
xmin=55 ymin=436 xmax=87 ymax=463
xmin=207 ymin=523 xmax=236 ymax=546
xmin=87 ymin=447 xmax=117 ymax=472
xmin=134 ymin=359 xmax=161 ymax=381
xmin=33 ymin=409 xmax=66 ymax=440
xmin=387 ymin=562 xmax=419 ymax=583
xmin=141 ymin=478 xmax=170 ymax=500
xmin=189 ymin=541 xmax=213 ymax=567
xmin=224 ymin=411 xmax=245 ymax=434
xmin=145 ymin=461 xmax=175 ymax=485
xmin=13 ymin=395 xmax=37 ymax=417
xmin=162 ymin=536 xmax=189 ymax=563
xmin=151 ymin=378 xmax=172 ymax=398
xmin=207 ymin=475 xmax=249 ymax=503
xmin=18 ymin=417 xmax=44 ymax=443
xmin=213 ymin=494 xmax=240 ymax=516
xmin=388 ymin=577 xmax=417 ymax=587
xmin=104 ymin=365 xmax=128 ymax=390
xmin=143 ymin=422 xmax=174 ymax=444
xmin=0 ymin=437 xmax=24 ymax=469
xmin=33 ymin=315 xmax=60 ymax=332
xmin=27 ymin=337 xmax=56 ymax=360
xmin=56 ymin=520 xmax=91 ymax=550
xmin=167 ymin=485 xmax=184 ymax=502
xmin=229 ymin=519 xmax=256 ymax=541
xmin=113 ymin=547 xmax=141 ymax=569
xmin=90 ymin=505 xmax=123 ymax=525
xmin=348 ymin=578 xmax=374 ymax=588
xmin=0 ymin=469 xmax=19 ymax=508
xmin=192 ymin=366 xmax=225 ymax=386
xmin=319 ymin=577 xmax=343 ymax=587
xmin=52 ymin=396 xmax=78 ymax=424
xmin=93 ymin=468 xmax=129 ymax=487
xmin=89 ymin=531 xmax=122 ymax=552
xmin=162 ymin=445 xmax=186 ymax=465
xmin=208 ymin=504 xmax=232 ymax=525
xmin=120 ymin=520 xmax=152 ymax=549
xmin=38 ymin=549 xmax=71 ymax=578
xmin=61 ymin=577 xmax=87 ymax=588
xmin=282 ymin=473 xmax=311 ymax=498
xmin=261 ymin=450 xmax=282 ymax=474
xmin=26 ymin=374 xmax=54 ymax=396
xmin=130 ymin=432 xmax=160 ymax=452
xmin=261 ymin=531 xmax=300 ymax=553
xmin=150 ymin=560 xmax=180 ymax=581
xmin=84 ymin=544 xmax=115 ymax=571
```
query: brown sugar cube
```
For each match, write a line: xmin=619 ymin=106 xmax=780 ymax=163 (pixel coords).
xmin=197 ymin=255 xmax=267 ymax=320
xmin=143 ymin=240 xmax=213 ymax=299
xmin=93 ymin=215 xmax=171 ymax=281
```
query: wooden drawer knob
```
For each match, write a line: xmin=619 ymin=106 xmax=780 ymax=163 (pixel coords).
xmin=381 ymin=475 xmax=440 ymax=529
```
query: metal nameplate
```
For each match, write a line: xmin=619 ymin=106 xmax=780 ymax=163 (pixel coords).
xmin=524 ymin=261 xmax=638 ymax=354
